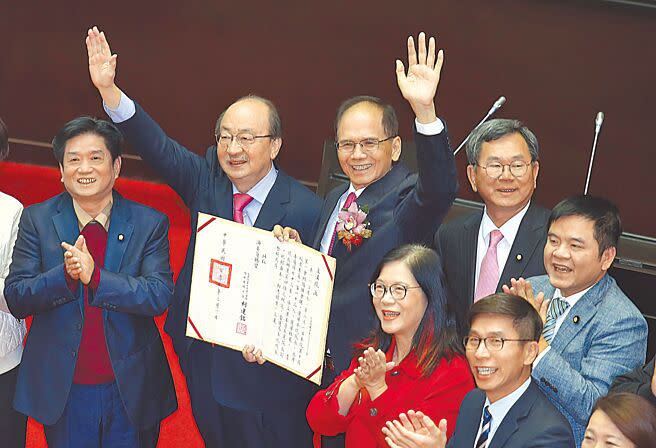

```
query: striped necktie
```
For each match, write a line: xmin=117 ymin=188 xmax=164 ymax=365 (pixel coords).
xmin=475 ymin=405 xmax=492 ymax=448
xmin=543 ymin=297 xmax=570 ymax=344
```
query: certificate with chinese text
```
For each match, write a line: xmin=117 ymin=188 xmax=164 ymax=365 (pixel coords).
xmin=186 ymin=212 xmax=336 ymax=385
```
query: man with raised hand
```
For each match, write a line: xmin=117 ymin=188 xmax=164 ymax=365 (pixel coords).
xmin=504 ymin=195 xmax=647 ymax=446
xmin=383 ymin=294 xmax=575 ymax=448
xmin=86 ymin=26 xmax=321 ymax=448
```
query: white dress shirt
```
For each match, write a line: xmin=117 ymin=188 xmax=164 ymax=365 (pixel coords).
xmin=318 ymin=118 xmax=445 ymax=254
xmin=474 ymin=202 xmax=531 ymax=294
xmin=474 ymin=377 xmax=532 ymax=447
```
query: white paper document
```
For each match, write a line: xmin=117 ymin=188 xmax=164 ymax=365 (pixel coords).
xmin=186 ymin=212 xmax=336 ymax=385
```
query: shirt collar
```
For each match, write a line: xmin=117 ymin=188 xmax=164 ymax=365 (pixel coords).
xmin=485 ymin=376 xmax=532 ymax=422
xmin=346 ymin=183 xmax=365 ymax=199
xmin=480 ymin=201 xmax=531 ymax=246
xmin=231 ymin=164 xmax=278 ymax=205
xmin=72 ymin=200 xmax=112 ymax=231
xmin=553 ymin=284 xmax=595 ymax=307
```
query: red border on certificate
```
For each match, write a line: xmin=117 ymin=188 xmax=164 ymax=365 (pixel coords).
xmin=209 ymin=259 xmax=232 ymax=288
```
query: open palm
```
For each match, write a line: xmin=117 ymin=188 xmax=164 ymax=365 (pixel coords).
xmin=396 ymin=32 xmax=444 ymax=108
xmin=86 ymin=26 xmax=117 ymax=90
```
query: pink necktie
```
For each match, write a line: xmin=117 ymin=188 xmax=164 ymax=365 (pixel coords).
xmin=474 ymin=229 xmax=504 ymax=302
xmin=233 ymin=193 xmax=254 ymax=224
xmin=328 ymin=192 xmax=357 ymax=255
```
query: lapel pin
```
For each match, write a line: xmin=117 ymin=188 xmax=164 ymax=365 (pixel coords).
xmin=118 ymin=234 xmax=124 ymax=241
xmin=516 ymin=254 xmax=523 ymax=262
xmin=573 ymin=315 xmax=580 ymax=324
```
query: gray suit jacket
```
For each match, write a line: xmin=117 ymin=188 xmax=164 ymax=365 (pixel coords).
xmin=529 ymin=274 xmax=648 ymax=447
xmin=447 ymin=380 xmax=575 ymax=448
xmin=435 ymin=202 xmax=550 ymax=335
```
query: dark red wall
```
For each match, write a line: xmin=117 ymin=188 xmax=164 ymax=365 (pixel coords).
xmin=1 ymin=0 xmax=654 ymax=236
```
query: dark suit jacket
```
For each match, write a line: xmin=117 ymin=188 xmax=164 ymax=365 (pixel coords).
xmin=313 ymin=127 xmax=457 ymax=378
xmin=447 ymin=380 xmax=575 ymax=448
xmin=115 ymin=103 xmax=322 ymax=414
xmin=4 ymin=192 xmax=176 ymax=429
xmin=434 ymin=202 xmax=550 ymax=334
xmin=610 ymin=355 xmax=656 ymax=406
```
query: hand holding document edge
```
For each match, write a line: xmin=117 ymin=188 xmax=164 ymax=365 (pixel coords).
xmin=186 ymin=212 xmax=335 ymax=385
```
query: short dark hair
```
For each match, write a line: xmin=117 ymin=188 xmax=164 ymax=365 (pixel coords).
xmin=356 ymin=244 xmax=462 ymax=377
xmin=335 ymin=95 xmax=398 ymax=139
xmin=52 ymin=116 xmax=123 ymax=165
xmin=549 ymin=195 xmax=621 ymax=257
xmin=0 ymin=117 xmax=8 ymax=161
xmin=469 ymin=293 xmax=543 ymax=341
xmin=214 ymin=95 xmax=283 ymax=139
xmin=466 ymin=118 xmax=539 ymax=166
xmin=592 ymin=393 xmax=656 ymax=447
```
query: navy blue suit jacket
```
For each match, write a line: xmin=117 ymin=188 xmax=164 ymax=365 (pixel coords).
xmin=435 ymin=202 xmax=550 ymax=335
xmin=4 ymin=191 xmax=176 ymax=429
xmin=312 ymin=127 xmax=457 ymax=379
xmin=115 ymin=103 xmax=322 ymax=413
xmin=447 ymin=380 xmax=575 ymax=448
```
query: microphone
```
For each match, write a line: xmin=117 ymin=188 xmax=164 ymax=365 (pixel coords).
xmin=584 ymin=111 xmax=605 ymax=195
xmin=453 ymin=96 xmax=507 ymax=156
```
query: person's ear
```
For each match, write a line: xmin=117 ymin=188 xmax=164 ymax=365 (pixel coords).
xmin=466 ymin=165 xmax=478 ymax=192
xmin=524 ymin=341 xmax=539 ymax=365
xmin=600 ymin=246 xmax=616 ymax=271
xmin=269 ymin=138 xmax=282 ymax=160
xmin=391 ymin=136 xmax=402 ymax=162
xmin=113 ymin=156 xmax=122 ymax=179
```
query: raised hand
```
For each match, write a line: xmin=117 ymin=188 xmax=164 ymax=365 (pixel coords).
xmin=395 ymin=32 xmax=444 ymax=123
xmin=61 ymin=236 xmax=95 ymax=285
xmin=503 ymin=277 xmax=549 ymax=324
xmin=383 ymin=411 xmax=447 ymax=448
xmin=242 ymin=344 xmax=266 ymax=365
xmin=85 ymin=26 xmax=122 ymax=108
xmin=354 ymin=347 xmax=395 ymax=400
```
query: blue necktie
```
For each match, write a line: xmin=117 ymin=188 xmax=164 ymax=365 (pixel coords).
xmin=542 ymin=297 xmax=570 ymax=344
xmin=475 ymin=405 xmax=492 ymax=448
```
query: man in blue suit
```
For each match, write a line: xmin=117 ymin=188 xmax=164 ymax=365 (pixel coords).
xmin=504 ymin=195 xmax=648 ymax=446
xmin=4 ymin=117 xmax=176 ymax=447
xmin=86 ymin=27 xmax=322 ymax=447
xmin=382 ymin=294 xmax=575 ymax=448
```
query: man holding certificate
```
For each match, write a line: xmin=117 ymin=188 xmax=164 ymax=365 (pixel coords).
xmin=86 ymin=27 xmax=322 ymax=448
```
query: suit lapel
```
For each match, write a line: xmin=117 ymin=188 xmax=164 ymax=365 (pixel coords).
xmin=497 ymin=203 xmax=547 ymax=289
xmin=489 ymin=381 xmax=538 ymax=448
xmin=312 ymin=184 xmax=348 ymax=249
xmin=551 ymin=275 xmax=609 ymax=351
xmin=104 ymin=192 xmax=134 ymax=273
xmin=52 ymin=194 xmax=83 ymax=313
xmin=253 ymin=170 xmax=289 ymax=231
xmin=462 ymin=212 xmax=481 ymax=303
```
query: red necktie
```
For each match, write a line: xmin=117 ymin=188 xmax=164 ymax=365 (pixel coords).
xmin=233 ymin=193 xmax=254 ymax=224
xmin=474 ymin=229 xmax=504 ymax=302
xmin=328 ymin=192 xmax=357 ymax=255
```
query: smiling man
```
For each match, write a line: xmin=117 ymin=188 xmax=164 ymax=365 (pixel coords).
xmin=383 ymin=294 xmax=574 ymax=448
xmin=508 ymin=195 xmax=647 ymax=447
xmin=4 ymin=117 xmax=176 ymax=447
xmin=85 ymin=26 xmax=321 ymax=447
xmin=435 ymin=119 xmax=549 ymax=336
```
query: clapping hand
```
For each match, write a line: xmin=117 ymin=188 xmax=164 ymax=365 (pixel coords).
xmin=396 ymin=32 xmax=444 ymax=124
xmin=61 ymin=236 xmax=95 ymax=285
xmin=383 ymin=410 xmax=447 ymax=448
xmin=354 ymin=347 xmax=395 ymax=400
xmin=503 ymin=277 xmax=549 ymax=324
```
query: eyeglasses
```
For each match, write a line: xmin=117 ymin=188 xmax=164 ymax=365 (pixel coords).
xmin=463 ymin=336 xmax=533 ymax=351
xmin=215 ymin=133 xmax=272 ymax=149
xmin=335 ymin=136 xmax=395 ymax=153
xmin=370 ymin=282 xmax=422 ymax=301
xmin=475 ymin=161 xmax=533 ymax=179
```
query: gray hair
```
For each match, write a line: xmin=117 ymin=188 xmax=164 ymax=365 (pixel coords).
xmin=465 ymin=118 xmax=539 ymax=165
xmin=214 ymin=95 xmax=282 ymax=139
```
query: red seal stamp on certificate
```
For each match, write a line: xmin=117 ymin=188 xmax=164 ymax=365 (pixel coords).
xmin=236 ymin=322 xmax=247 ymax=335
xmin=209 ymin=259 xmax=232 ymax=288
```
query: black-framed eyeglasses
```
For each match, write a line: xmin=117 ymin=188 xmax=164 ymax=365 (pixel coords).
xmin=475 ymin=161 xmax=533 ymax=179
xmin=335 ymin=136 xmax=396 ymax=153
xmin=215 ymin=133 xmax=272 ymax=149
xmin=369 ymin=282 xmax=422 ymax=301
xmin=463 ymin=336 xmax=533 ymax=351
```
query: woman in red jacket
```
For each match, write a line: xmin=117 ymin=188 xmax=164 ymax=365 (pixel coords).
xmin=307 ymin=244 xmax=474 ymax=447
